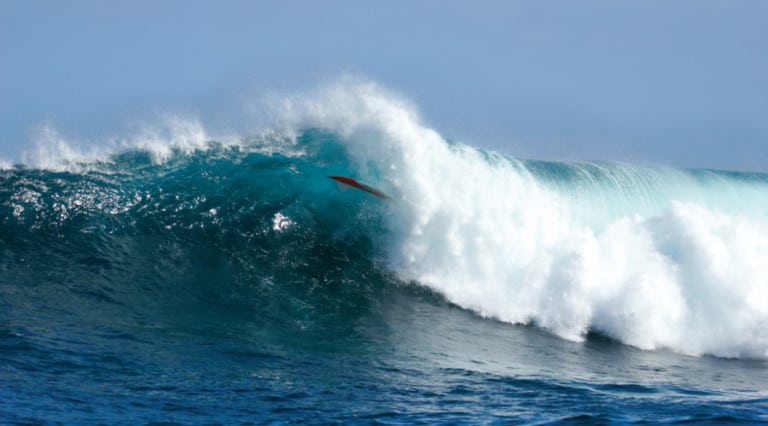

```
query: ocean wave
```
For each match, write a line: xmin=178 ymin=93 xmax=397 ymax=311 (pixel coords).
xmin=3 ymin=80 xmax=767 ymax=359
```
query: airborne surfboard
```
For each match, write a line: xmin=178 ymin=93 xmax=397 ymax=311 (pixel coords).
xmin=329 ymin=176 xmax=390 ymax=200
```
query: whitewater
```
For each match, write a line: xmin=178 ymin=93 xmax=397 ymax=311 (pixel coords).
xmin=2 ymin=80 xmax=768 ymax=423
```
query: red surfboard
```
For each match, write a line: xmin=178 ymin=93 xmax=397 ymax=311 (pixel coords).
xmin=329 ymin=176 xmax=390 ymax=200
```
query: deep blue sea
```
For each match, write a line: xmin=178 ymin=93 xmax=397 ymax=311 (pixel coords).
xmin=2 ymin=86 xmax=768 ymax=424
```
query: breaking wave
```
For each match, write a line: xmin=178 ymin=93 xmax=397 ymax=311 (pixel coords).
xmin=2 ymin=80 xmax=767 ymax=359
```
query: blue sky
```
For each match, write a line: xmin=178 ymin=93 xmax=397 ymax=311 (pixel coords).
xmin=1 ymin=0 xmax=767 ymax=171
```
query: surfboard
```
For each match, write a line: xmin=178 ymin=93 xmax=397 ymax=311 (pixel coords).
xmin=329 ymin=176 xmax=390 ymax=200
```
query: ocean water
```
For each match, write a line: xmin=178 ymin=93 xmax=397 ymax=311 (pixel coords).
xmin=2 ymin=83 xmax=767 ymax=424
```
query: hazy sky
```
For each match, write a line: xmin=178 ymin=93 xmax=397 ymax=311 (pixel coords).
xmin=1 ymin=1 xmax=767 ymax=171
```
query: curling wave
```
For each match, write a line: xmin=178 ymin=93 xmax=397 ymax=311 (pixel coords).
xmin=2 ymin=80 xmax=767 ymax=359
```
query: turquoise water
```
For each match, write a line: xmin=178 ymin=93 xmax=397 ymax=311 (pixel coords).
xmin=1 ymin=129 xmax=767 ymax=424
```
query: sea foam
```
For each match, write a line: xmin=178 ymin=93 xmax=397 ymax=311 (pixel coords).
xmin=18 ymin=115 xmax=240 ymax=172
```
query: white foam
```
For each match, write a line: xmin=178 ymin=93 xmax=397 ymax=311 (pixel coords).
xmin=272 ymin=212 xmax=294 ymax=232
xmin=20 ymin=124 xmax=110 ymax=172
xmin=0 ymin=158 xmax=12 ymax=170
xmin=128 ymin=114 xmax=213 ymax=163
xmin=17 ymin=114 xmax=250 ymax=172
xmin=275 ymin=79 xmax=768 ymax=359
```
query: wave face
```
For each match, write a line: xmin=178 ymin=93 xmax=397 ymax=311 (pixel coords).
xmin=2 ymin=82 xmax=768 ymax=360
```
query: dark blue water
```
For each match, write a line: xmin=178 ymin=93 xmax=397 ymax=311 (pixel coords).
xmin=1 ymin=132 xmax=767 ymax=424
